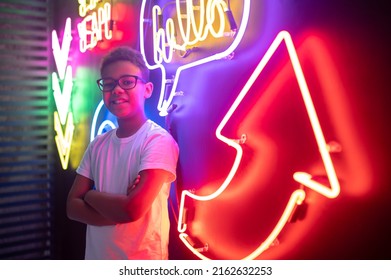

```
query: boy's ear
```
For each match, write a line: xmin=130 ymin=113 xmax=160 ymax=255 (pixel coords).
xmin=144 ymin=82 xmax=153 ymax=98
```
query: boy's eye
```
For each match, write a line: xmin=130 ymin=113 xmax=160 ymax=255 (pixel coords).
xmin=120 ymin=78 xmax=135 ymax=87
xmin=97 ymin=75 xmax=141 ymax=92
xmin=103 ymin=81 xmax=116 ymax=89
xmin=104 ymin=81 xmax=115 ymax=86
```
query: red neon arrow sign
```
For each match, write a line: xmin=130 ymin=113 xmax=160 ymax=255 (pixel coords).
xmin=177 ymin=30 xmax=341 ymax=259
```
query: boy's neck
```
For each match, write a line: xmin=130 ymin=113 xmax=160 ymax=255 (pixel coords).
xmin=116 ymin=115 xmax=147 ymax=138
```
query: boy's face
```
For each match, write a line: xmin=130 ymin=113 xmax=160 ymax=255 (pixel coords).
xmin=100 ymin=60 xmax=153 ymax=120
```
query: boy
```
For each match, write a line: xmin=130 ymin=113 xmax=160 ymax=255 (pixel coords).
xmin=66 ymin=47 xmax=179 ymax=259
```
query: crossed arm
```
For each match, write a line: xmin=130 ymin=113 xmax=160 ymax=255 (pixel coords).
xmin=66 ymin=169 xmax=172 ymax=226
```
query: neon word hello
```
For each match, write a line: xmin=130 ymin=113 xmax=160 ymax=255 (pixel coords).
xmin=77 ymin=1 xmax=112 ymax=53
xmin=140 ymin=0 xmax=251 ymax=116
xmin=152 ymin=0 xmax=230 ymax=63
xmin=52 ymin=17 xmax=75 ymax=170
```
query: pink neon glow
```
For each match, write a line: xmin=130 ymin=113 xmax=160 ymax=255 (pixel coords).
xmin=52 ymin=17 xmax=73 ymax=125
xmin=297 ymin=35 xmax=372 ymax=196
xmin=177 ymin=30 xmax=341 ymax=259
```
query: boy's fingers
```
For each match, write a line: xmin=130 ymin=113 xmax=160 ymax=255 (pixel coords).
xmin=127 ymin=175 xmax=141 ymax=195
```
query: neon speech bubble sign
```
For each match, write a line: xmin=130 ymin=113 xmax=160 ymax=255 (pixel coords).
xmin=90 ymin=0 xmax=249 ymax=138
xmin=139 ymin=0 xmax=251 ymax=116
xmin=177 ymin=30 xmax=341 ymax=260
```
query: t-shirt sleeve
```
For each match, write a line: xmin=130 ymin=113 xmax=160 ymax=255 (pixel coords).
xmin=139 ymin=132 xmax=179 ymax=183
xmin=76 ymin=142 xmax=93 ymax=180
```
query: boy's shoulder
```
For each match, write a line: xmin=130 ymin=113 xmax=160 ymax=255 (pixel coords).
xmin=144 ymin=120 xmax=174 ymax=138
xmin=144 ymin=119 xmax=165 ymax=132
xmin=90 ymin=128 xmax=116 ymax=144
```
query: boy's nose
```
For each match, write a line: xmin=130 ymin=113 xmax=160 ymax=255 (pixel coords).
xmin=111 ymin=83 xmax=124 ymax=94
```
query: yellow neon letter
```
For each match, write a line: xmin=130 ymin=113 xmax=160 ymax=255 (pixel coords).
xmin=54 ymin=112 xmax=75 ymax=170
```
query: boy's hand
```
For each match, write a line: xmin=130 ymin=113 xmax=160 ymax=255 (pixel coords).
xmin=127 ymin=174 xmax=140 ymax=195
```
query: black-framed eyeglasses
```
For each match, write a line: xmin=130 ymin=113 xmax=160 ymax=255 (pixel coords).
xmin=96 ymin=75 xmax=147 ymax=92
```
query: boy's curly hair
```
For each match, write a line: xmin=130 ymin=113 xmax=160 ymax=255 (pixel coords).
xmin=100 ymin=47 xmax=150 ymax=81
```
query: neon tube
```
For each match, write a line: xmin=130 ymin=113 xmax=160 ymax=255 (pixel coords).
xmin=52 ymin=66 xmax=73 ymax=125
xmin=78 ymin=2 xmax=112 ymax=53
xmin=90 ymin=100 xmax=117 ymax=142
xmin=78 ymin=0 xmax=100 ymax=17
xmin=139 ymin=0 xmax=251 ymax=116
xmin=52 ymin=17 xmax=74 ymax=170
xmin=54 ymin=112 xmax=74 ymax=170
xmin=90 ymin=100 xmax=105 ymax=142
xmin=177 ymin=30 xmax=341 ymax=259
xmin=52 ymin=17 xmax=72 ymax=80
xmin=179 ymin=189 xmax=306 ymax=260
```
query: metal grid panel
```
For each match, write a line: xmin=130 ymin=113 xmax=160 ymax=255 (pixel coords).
xmin=0 ymin=0 xmax=53 ymax=260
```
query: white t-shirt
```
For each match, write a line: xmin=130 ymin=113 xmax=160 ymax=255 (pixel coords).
xmin=76 ymin=120 xmax=179 ymax=259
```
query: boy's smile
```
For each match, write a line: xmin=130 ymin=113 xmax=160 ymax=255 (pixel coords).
xmin=110 ymin=98 xmax=128 ymax=105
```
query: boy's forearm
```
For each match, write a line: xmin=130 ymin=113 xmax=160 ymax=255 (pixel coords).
xmin=67 ymin=197 xmax=118 ymax=226
xmin=83 ymin=190 xmax=133 ymax=223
